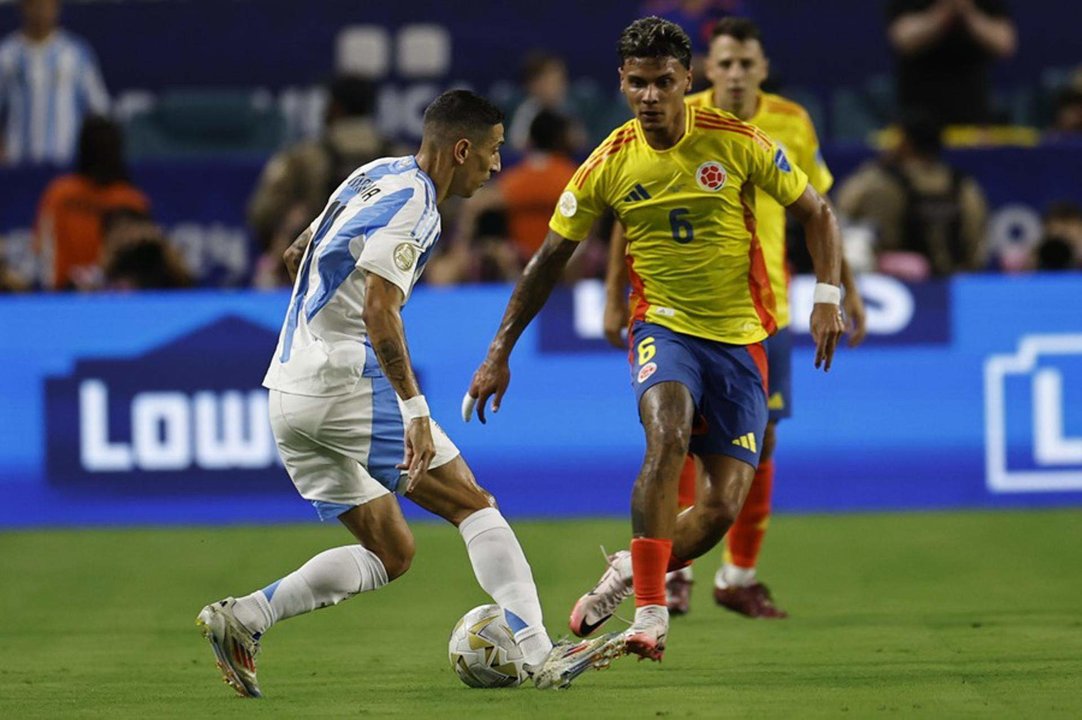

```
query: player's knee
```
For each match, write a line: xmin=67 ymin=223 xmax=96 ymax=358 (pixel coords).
xmin=700 ymin=492 xmax=738 ymax=530
xmin=644 ymin=424 xmax=691 ymax=461
xmin=379 ymin=536 xmax=415 ymax=581
xmin=760 ymin=423 xmax=777 ymax=461
xmin=445 ymin=486 xmax=498 ymax=527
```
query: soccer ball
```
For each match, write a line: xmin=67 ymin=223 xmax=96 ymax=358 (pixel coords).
xmin=448 ymin=604 xmax=527 ymax=688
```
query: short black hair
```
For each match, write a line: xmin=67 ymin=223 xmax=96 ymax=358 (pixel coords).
xmin=1035 ymin=236 xmax=1076 ymax=270
xmin=711 ymin=17 xmax=762 ymax=43
xmin=617 ymin=16 xmax=692 ymax=70
xmin=77 ymin=115 xmax=128 ymax=186
xmin=422 ymin=89 xmax=504 ymax=143
xmin=528 ymin=109 xmax=571 ymax=153
xmin=328 ymin=75 xmax=377 ymax=118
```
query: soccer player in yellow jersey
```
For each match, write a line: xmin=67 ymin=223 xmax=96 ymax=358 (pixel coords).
xmin=602 ymin=17 xmax=868 ymax=620
xmin=464 ymin=17 xmax=845 ymax=662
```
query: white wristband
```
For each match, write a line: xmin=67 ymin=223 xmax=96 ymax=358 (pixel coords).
xmin=812 ymin=282 xmax=841 ymax=305
xmin=401 ymin=395 xmax=430 ymax=421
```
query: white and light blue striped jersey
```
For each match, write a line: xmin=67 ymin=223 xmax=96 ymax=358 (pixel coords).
xmin=0 ymin=29 xmax=109 ymax=165
xmin=263 ymin=155 xmax=442 ymax=397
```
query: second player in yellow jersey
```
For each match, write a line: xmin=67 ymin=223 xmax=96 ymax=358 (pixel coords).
xmin=687 ymin=89 xmax=830 ymax=328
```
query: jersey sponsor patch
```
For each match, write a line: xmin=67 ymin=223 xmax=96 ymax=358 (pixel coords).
xmin=558 ymin=191 xmax=578 ymax=217
xmin=394 ymin=242 xmax=419 ymax=271
xmin=774 ymin=148 xmax=792 ymax=172
xmin=695 ymin=161 xmax=727 ymax=191
xmin=637 ymin=361 xmax=658 ymax=383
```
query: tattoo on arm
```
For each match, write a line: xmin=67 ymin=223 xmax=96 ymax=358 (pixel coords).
xmin=373 ymin=336 xmax=419 ymax=398
xmin=491 ymin=233 xmax=577 ymax=358
xmin=365 ymin=277 xmax=421 ymax=399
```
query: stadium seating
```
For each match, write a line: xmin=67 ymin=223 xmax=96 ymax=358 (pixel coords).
xmin=126 ymin=88 xmax=286 ymax=160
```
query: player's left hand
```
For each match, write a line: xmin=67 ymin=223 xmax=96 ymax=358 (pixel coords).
xmin=464 ymin=358 xmax=510 ymax=424
xmin=398 ymin=418 xmax=435 ymax=491
xmin=843 ymin=289 xmax=868 ymax=348
xmin=810 ymin=303 xmax=846 ymax=371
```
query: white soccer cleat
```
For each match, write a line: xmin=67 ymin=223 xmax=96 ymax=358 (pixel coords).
xmin=196 ymin=597 xmax=263 ymax=698
xmin=568 ymin=550 xmax=632 ymax=637
xmin=624 ymin=604 xmax=669 ymax=662
xmin=528 ymin=632 xmax=626 ymax=690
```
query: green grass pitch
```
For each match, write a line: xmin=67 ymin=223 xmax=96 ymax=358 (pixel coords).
xmin=2 ymin=509 xmax=1081 ymax=718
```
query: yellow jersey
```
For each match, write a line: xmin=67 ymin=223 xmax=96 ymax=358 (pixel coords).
xmin=687 ymin=90 xmax=833 ymax=328
xmin=549 ymin=105 xmax=807 ymax=345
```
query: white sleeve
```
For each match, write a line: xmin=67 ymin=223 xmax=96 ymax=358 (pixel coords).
xmin=355 ymin=189 xmax=431 ymax=297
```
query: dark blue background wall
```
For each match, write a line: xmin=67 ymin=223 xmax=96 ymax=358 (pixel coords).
xmin=2 ymin=1 xmax=1076 ymax=93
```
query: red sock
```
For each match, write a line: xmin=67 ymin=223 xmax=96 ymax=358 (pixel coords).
xmin=667 ymin=455 xmax=697 ymax=572
xmin=725 ymin=457 xmax=774 ymax=568
xmin=666 ymin=554 xmax=690 ymax=573
xmin=631 ymin=537 xmax=672 ymax=607
xmin=676 ymin=455 xmax=697 ymax=508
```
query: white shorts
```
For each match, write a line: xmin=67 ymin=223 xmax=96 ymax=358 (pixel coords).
xmin=269 ymin=380 xmax=460 ymax=521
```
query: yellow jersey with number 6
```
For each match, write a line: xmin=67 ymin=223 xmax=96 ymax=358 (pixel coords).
xmin=687 ymin=90 xmax=832 ymax=328
xmin=549 ymin=105 xmax=807 ymax=345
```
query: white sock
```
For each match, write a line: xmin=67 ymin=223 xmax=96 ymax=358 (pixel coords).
xmin=716 ymin=563 xmax=756 ymax=589
xmin=232 ymin=545 xmax=388 ymax=635
xmin=633 ymin=604 xmax=669 ymax=624
xmin=459 ymin=508 xmax=552 ymax=666
xmin=666 ymin=565 xmax=693 ymax=582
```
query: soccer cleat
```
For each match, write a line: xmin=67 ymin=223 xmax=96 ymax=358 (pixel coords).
xmin=713 ymin=582 xmax=789 ymax=619
xmin=529 ymin=632 xmax=626 ymax=690
xmin=568 ymin=550 xmax=632 ymax=638
xmin=624 ymin=604 xmax=668 ymax=661
xmin=196 ymin=597 xmax=263 ymax=698
xmin=665 ymin=573 xmax=693 ymax=616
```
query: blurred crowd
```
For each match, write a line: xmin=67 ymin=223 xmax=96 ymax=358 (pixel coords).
xmin=1 ymin=0 xmax=1081 ymax=295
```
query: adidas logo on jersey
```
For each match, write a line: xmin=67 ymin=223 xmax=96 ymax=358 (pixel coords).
xmin=621 ymin=183 xmax=651 ymax=203
xmin=731 ymin=433 xmax=758 ymax=452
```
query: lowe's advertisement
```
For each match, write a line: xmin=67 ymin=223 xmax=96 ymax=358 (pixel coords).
xmin=1 ymin=274 xmax=1080 ymax=528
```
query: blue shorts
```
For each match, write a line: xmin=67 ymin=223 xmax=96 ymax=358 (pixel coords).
xmin=765 ymin=326 xmax=793 ymax=422
xmin=628 ymin=321 xmax=769 ymax=467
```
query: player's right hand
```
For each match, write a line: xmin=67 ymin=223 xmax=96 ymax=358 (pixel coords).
xmin=398 ymin=418 xmax=435 ymax=491
xmin=603 ymin=296 xmax=629 ymax=349
xmin=810 ymin=303 xmax=846 ymax=372
xmin=464 ymin=358 xmax=510 ymax=424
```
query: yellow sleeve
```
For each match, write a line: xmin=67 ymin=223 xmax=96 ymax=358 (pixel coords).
xmin=800 ymin=118 xmax=833 ymax=196
xmin=747 ymin=136 xmax=808 ymax=208
xmin=548 ymin=151 xmax=612 ymax=242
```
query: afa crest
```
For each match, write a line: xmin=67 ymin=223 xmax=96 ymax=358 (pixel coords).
xmin=696 ymin=161 xmax=727 ymax=192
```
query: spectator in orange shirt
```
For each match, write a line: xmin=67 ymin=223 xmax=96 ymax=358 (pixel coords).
xmin=34 ymin=115 xmax=149 ymax=290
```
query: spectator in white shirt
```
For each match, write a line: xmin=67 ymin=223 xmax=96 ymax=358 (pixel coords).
xmin=0 ymin=0 xmax=110 ymax=165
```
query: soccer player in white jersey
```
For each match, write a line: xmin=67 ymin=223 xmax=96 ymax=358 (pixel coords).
xmin=0 ymin=0 xmax=109 ymax=165
xmin=196 ymin=90 xmax=624 ymax=698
